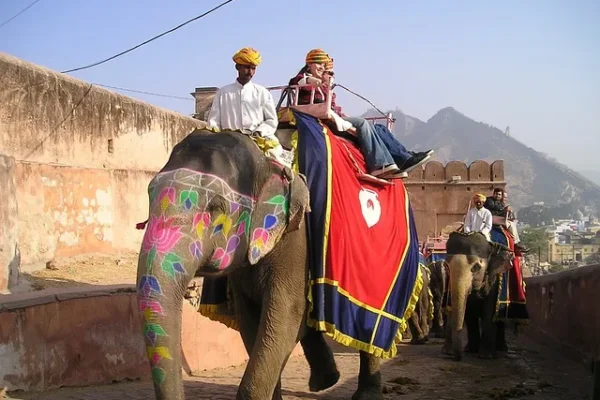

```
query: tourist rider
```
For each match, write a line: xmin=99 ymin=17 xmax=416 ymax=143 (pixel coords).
xmin=485 ymin=188 xmax=529 ymax=253
xmin=321 ymin=57 xmax=434 ymax=176
xmin=207 ymin=47 xmax=289 ymax=167
xmin=289 ymin=49 xmax=432 ymax=180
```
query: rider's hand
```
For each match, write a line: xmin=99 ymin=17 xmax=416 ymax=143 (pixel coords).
xmin=306 ymin=77 xmax=322 ymax=87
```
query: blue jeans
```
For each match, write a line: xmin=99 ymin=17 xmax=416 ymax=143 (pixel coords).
xmin=372 ymin=123 xmax=412 ymax=167
xmin=343 ymin=116 xmax=394 ymax=173
xmin=343 ymin=117 xmax=412 ymax=172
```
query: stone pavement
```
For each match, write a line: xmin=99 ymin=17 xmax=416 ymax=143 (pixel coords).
xmin=8 ymin=335 xmax=591 ymax=400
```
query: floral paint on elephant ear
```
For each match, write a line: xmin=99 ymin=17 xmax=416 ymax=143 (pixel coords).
xmin=247 ymin=167 xmax=310 ymax=265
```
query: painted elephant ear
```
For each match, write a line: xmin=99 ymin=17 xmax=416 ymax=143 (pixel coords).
xmin=247 ymin=167 xmax=309 ymax=265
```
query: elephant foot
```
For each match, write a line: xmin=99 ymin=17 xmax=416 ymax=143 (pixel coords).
xmin=441 ymin=342 xmax=453 ymax=357
xmin=497 ymin=343 xmax=509 ymax=352
xmin=410 ymin=336 xmax=429 ymax=345
xmin=433 ymin=330 xmax=445 ymax=339
xmin=478 ymin=350 xmax=497 ymax=359
xmin=309 ymin=369 xmax=340 ymax=392
xmin=464 ymin=343 xmax=478 ymax=353
xmin=352 ymin=386 xmax=384 ymax=400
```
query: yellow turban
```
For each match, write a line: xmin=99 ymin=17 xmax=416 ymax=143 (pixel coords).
xmin=325 ymin=57 xmax=334 ymax=72
xmin=305 ymin=48 xmax=330 ymax=64
xmin=232 ymin=47 xmax=262 ymax=66
xmin=474 ymin=193 xmax=486 ymax=202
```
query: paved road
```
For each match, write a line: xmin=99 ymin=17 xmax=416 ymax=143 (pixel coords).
xmin=7 ymin=335 xmax=591 ymax=400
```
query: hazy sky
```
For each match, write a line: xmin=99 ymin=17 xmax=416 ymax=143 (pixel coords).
xmin=2 ymin=0 xmax=599 ymax=170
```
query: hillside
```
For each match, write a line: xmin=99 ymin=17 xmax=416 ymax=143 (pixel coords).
xmin=362 ymin=107 xmax=600 ymax=212
xmin=579 ymin=170 xmax=600 ymax=187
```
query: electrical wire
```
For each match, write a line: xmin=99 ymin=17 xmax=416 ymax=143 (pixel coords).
xmin=94 ymin=83 xmax=193 ymax=100
xmin=61 ymin=0 xmax=236 ymax=74
xmin=0 ymin=0 xmax=44 ymax=29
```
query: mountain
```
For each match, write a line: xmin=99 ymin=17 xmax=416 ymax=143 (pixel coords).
xmin=362 ymin=107 xmax=600 ymax=213
xmin=579 ymin=171 xmax=600 ymax=187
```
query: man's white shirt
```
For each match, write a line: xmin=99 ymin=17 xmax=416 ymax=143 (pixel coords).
xmin=207 ymin=80 xmax=278 ymax=137
xmin=464 ymin=206 xmax=493 ymax=239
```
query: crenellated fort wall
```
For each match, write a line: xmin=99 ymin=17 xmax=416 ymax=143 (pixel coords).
xmin=404 ymin=160 xmax=506 ymax=239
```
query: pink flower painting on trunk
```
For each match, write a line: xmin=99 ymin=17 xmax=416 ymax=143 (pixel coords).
xmin=142 ymin=215 xmax=183 ymax=254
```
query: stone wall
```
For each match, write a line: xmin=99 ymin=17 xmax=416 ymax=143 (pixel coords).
xmin=0 ymin=286 xmax=303 ymax=391
xmin=0 ymin=52 xmax=206 ymax=273
xmin=404 ymin=160 xmax=506 ymax=238
xmin=0 ymin=155 xmax=19 ymax=292
xmin=524 ymin=264 xmax=600 ymax=367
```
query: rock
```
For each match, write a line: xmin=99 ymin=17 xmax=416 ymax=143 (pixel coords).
xmin=46 ymin=259 xmax=58 ymax=270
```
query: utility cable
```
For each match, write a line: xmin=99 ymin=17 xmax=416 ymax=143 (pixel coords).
xmin=94 ymin=83 xmax=193 ymax=100
xmin=61 ymin=0 xmax=236 ymax=74
xmin=0 ymin=0 xmax=44 ymax=29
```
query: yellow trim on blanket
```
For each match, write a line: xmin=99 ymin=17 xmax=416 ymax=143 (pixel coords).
xmin=370 ymin=185 xmax=412 ymax=345
xmin=197 ymin=304 xmax=240 ymax=331
xmin=309 ymin=277 xmax=406 ymax=324
xmin=321 ymin=122 xmax=334 ymax=287
xmin=307 ymin=266 xmax=425 ymax=359
xmin=428 ymin=287 xmax=435 ymax=323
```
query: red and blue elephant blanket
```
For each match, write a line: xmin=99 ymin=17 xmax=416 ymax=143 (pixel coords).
xmin=199 ymin=111 xmax=423 ymax=359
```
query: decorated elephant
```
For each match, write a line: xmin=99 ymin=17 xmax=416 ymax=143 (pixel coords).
xmin=440 ymin=231 xmax=513 ymax=361
xmin=136 ymin=130 xmax=385 ymax=400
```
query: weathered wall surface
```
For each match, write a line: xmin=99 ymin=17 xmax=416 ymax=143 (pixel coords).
xmin=0 ymin=52 xmax=205 ymax=269
xmin=0 ymin=155 xmax=20 ymax=292
xmin=0 ymin=52 xmax=203 ymax=170
xmin=14 ymin=162 xmax=155 ymax=264
xmin=524 ymin=264 xmax=600 ymax=366
xmin=0 ymin=286 xmax=303 ymax=391
xmin=404 ymin=160 xmax=506 ymax=238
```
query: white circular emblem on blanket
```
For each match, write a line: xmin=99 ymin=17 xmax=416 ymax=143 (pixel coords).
xmin=358 ymin=188 xmax=381 ymax=228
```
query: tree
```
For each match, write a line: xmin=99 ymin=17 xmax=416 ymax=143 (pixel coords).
xmin=520 ymin=228 xmax=550 ymax=262
xmin=584 ymin=251 xmax=600 ymax=266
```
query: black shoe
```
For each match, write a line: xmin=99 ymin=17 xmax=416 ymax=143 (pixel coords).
xmin=399 ymin=152 xmax=431 ymax=173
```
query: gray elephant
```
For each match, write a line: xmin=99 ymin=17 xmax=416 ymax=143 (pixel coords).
xmin=136 ymin=130 xmax=385 ymax=400
xmin=428 ymin=259 xmax=448 ymax=338
xmin=407 ymin=264 xmax=433 ymax=344
xmin=440 ymin=232 xmax=513 ymax=361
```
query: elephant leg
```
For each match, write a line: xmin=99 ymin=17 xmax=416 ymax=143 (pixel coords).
xmin=496 ymin=322 xmax=508 ymax=352
xmin=441 ymin=312 xmax=453 ymax=356
xmin=480 ymin=285 xmax=500 ymax=359
xmin=300 ymin=328 xmax=340 ymax=392
xmin=464 ymin=295 xmax=480 ymax=353
xmin=408 ymin=307 xmax=426 ymax=344
xmin=420 ymin=290 xmax=432 ymax=340
xmin=352 ymin=351 xmax=383 ymax=400
xmin=235 ymin=282 xmax=304 ymax=399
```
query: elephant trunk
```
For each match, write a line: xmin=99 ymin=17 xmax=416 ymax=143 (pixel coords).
xmin=137 ymin=254 xmax=189 ymax=400
xmin=449 ymin=255 xmax=472 ymax=361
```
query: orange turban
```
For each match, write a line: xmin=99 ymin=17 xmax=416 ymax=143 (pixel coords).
xmin=325 ymin=57 xmax=334 ymax=72
xmin=305 ymin=48 xmax=330 ymax=64
xmin=232 ymin=47 xmax=262 ymax=66
xmin=474 ymin=193 xmax=486 ymax=202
